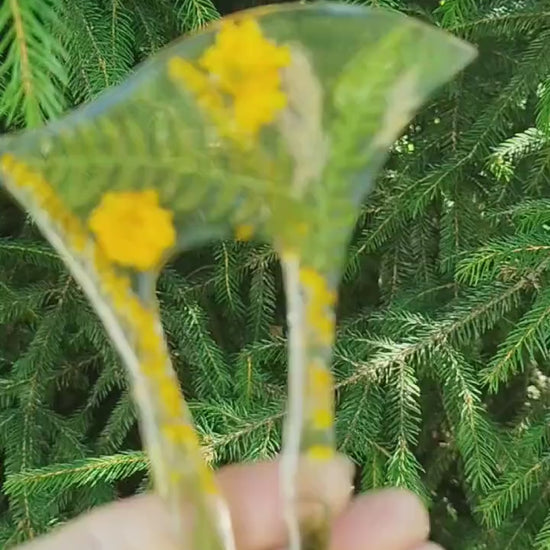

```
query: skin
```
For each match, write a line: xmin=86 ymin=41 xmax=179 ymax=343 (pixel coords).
xmin=16 ymin=456 xmax=444 ymax=550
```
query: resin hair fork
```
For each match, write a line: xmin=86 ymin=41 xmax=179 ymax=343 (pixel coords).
xmin=0 ymin=4 xmax=475 ymax=550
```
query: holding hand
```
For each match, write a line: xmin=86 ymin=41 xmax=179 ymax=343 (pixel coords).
xmin=17 ymin=457 xmax=442 ymax=550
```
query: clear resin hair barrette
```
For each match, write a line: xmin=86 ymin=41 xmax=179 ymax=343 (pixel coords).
xmin=0 ymin=3 xmax=475 ymax=550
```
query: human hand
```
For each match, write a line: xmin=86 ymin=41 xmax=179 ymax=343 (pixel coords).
xmin=16 ymin=456 xmax=443 ymax=550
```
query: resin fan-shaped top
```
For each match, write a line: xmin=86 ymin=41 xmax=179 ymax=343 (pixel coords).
xmin=1 ymin=3 xmax=474 ymax=277
xmin=0 ymin=4 xmax=476 ymax=550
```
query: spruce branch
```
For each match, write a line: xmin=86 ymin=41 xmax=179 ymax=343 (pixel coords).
xmin=482 ymin=285 xmax=550 ymax=391
xmin=0 ymin=0 xmax=67 ymax=127
xmin=3 ymin=452 xmax=149 ymax=500
xmin=176 ymin=0 xmax=219 ymax=31
xmin=436 ymin=347 xmax=498 ymax=493
xmin=479 ymin=451 xmax=550 ymax=528
xmin=534 ymin=507 xmax=550 ymax=549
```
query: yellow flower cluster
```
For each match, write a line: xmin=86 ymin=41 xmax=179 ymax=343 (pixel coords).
xmin=0 ymin=154 xmax=87 ymax=252
xmin=168 ymin=17 xmax=291 ymax=145
xmin=308 ymin=358 xmax=334 ymax=431
xmin=307 ymin=444 xmax=334 ymax=462
xmin=299 ymin=266 xmax=337 ymax=346
xmin=92 ymin=244 xmax=217 ymax=494
xmin=299 ymin=268 xmax=337 ymax=462
xmin=88 ymin=189 xmax=176 ymax=271
xmin=234 ymin=223 xmax=255 ymax=241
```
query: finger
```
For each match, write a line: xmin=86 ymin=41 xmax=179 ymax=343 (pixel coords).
xmin=330 ymin=489 xmax=430 ymax=550
xmin=220 ymin=454 xmax=354 ymax=550
xmin=410 ymin=544 xmax=444 ymax=550
xmin=16 ymin=455 xmax=354 ymax=550
xmin=16 ymin=493 xmax=174 ymax=550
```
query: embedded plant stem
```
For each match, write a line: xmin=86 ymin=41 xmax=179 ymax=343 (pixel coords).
xmin=84 ymin=282 xmax=235 ymax=550
xmin=281 ymin=253 xmax=307 ymax=550
xmin=94 ymin=294 xmax=235 ymax=550
xmin=281 ymin=251 xmax=338 ymax=550
xmin=133 ymin=275 xmax=236 ymax=550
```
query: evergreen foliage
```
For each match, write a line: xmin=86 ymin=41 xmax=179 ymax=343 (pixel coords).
xmin=1 ymin=0 xmax=550 ymax=548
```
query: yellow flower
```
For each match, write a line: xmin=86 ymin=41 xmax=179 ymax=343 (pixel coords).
xmin=233 ymin=74 xmax=287 ymax=135
xmin=89 ymin=189 xmax=176 ymax=271
xmin=299 ymin=267 xmax=337 ymax=345
xmin=199 ymin=18 xmax=290 ymax=96
xmin=234 ymin=223 xmax=255 ymax=241
xmin=1 ymin=154 xmax=89 ymax=252
xmin=168 ymin=17 xmax=290 ymax=143
xmin=168 ymin=58 xmax=225 ymax=116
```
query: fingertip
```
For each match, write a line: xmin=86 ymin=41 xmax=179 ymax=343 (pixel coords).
xmin=331 ymin=488 xmax=430 ymax=550
xmin=386 ymin=488 xmax=431 ymax=537
xmin=16 ymin=493 xmax=178 ymax=550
